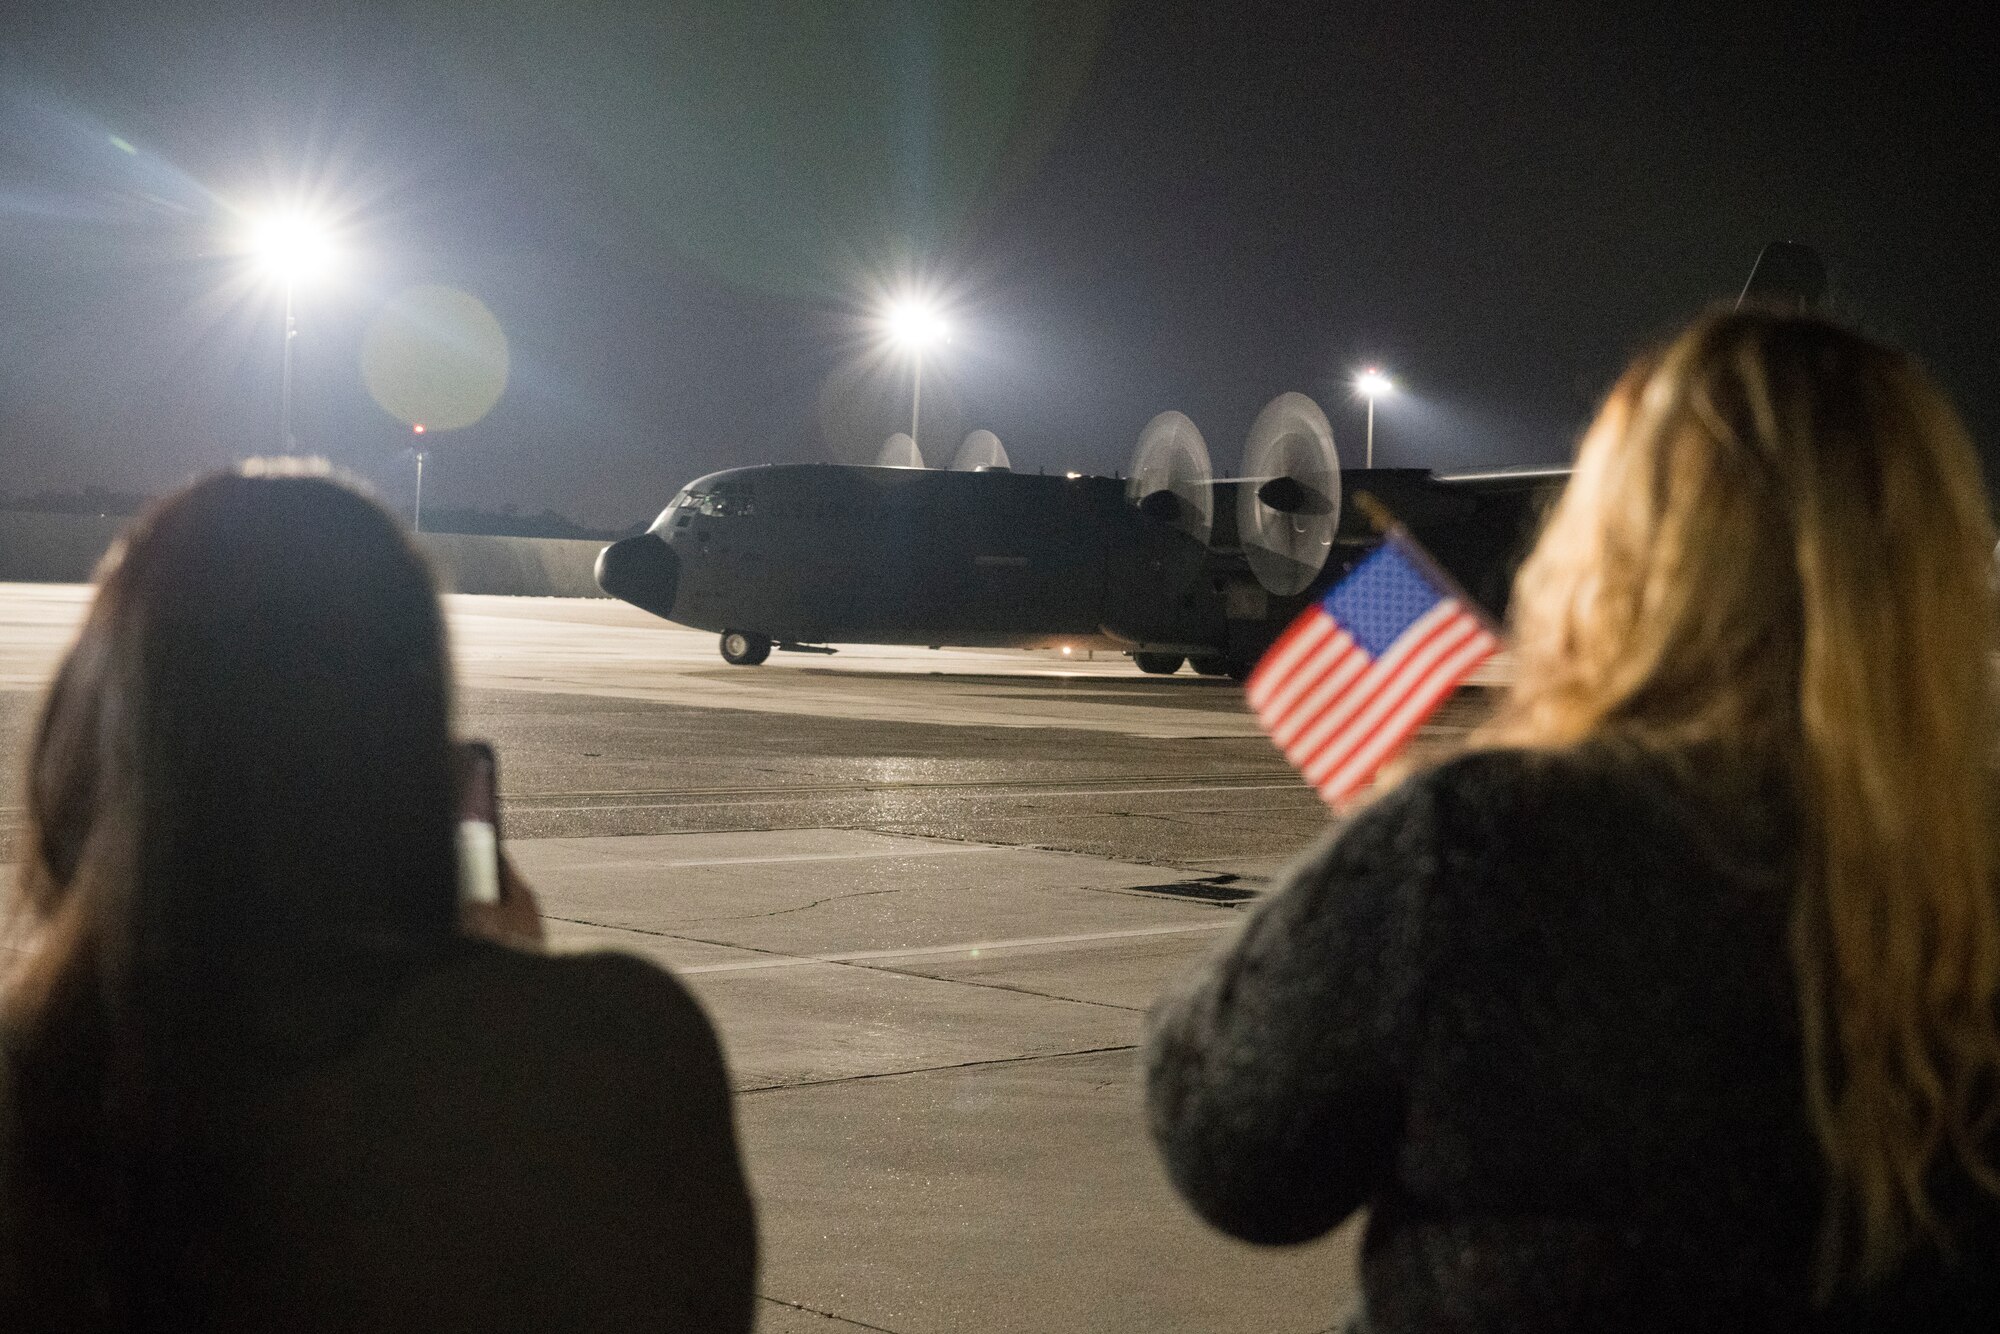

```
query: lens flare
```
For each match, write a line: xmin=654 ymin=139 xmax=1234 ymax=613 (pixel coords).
xmin=361 ymin=286 xmax=510 ymax=432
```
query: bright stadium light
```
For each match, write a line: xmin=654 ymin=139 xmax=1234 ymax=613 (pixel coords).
xmin=881 ymin=296 xmax=951 ymax=456
xmin=885 ymin=298 xmax=948 ymax=352
xmin=1355 ymin=366 xmax=1395 ymax=467
xmin=239 ymin=207 xmax=343 ymax=451
xmin=246 ymin=210 xmax=339 ymax=284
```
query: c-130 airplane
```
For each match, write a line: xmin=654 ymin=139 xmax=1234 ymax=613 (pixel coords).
xmin=595 ymin=245 xmax=1824 ymax=677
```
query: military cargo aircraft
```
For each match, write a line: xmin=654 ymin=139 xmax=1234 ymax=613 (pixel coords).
xmin=595 ymin=397 xmax=1560 ymax=675
xmin=596 ymin=244 xmax=1822 ymax=675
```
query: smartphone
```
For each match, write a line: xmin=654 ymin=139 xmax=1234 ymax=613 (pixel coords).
xmin=456 ymin=740 xmax=503 ymax=905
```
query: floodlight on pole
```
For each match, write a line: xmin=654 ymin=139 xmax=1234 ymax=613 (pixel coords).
xmin=883 ymin=298 xmax=948 ymax=457
xmin=1356 ymin=367 xmax=1394 ymax=468
xmin=243 ymin=209 xmax=340 ymax=452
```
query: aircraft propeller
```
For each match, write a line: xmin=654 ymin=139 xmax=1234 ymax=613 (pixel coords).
xmin=951 ymin=430 xmax=1011 ymax=471
xmin=1237 ymin=392 xmax=1340 ymax=596
xmin=877 ymin=432 xmax=923 ymax=468
xmin=1126 ymin=411 xmax=1214 ymax=545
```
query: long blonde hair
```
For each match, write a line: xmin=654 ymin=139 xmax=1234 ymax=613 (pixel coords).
xmin=1486 ymin=309 xmax=2000 ymax=1288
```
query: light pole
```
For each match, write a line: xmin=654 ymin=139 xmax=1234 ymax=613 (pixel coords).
xmin=246 ymin=210 xmax=337 ymax=451
xmin=412 ymin=423 xmax=428 ymax=532
xmin=1356 ymin=367 xmax=1394 ymax=468
xmin=281 ymin=279 xmax=296 ymax=451
xmin=884 ymin=298 xmax=948 ymax=456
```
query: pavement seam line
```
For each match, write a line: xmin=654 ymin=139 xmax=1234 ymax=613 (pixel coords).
xmin=835 ymin=959 xmax=1144 ymax=1013
xmin=738 ymin=1042 xmax=1138 ymax=1095
xmin=537 ymin=844 xmax=1013 ymax=870
xmin=542 ymin=916 xmax=1234 ymax=970
xmin=505 ymin=781 xmax=1309 ymax=816
xmin=501 ymin=769 xmax=1298 ymax=801
xmin=497 ymin=824 xmax=1281 ymax=881
xmin=546 ymin=913 xmax=1153 ymax=1011
xmin=755 ymin=1296 xmax=906 ymax=1333
xmin=662 ymin=884 xmax=911 ymax=926
xmin=677 ymin=921 xmax=1237 ymax=973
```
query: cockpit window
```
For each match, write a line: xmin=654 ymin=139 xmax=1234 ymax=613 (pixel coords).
xmin=687 ymin=485 xmax=754 ymax=518
xmin=656 ymin=483 xmax=754 ymax=528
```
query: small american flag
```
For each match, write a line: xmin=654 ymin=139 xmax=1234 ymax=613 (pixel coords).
xmin=1248 ymin=530 xmax=1501 ymax=807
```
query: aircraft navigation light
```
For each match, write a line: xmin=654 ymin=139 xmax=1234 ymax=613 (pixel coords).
xmin=412 ymin=423 xmax=426 ymax=435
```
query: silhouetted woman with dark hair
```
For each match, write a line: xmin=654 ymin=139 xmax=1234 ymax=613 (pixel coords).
xmin=0 ymin=463 xmax=755 ymax=1332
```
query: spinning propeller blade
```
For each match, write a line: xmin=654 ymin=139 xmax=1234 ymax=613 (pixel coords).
xmin=877 ymin=433 xmax=923 ymax=468
xmin=952 ymin=430 xmax=1010 ymax=471
xmin=1126 ymin=411 xmax=1214 ymax=544
xmin=1238 ymin=392 xmax=1340 ymax=596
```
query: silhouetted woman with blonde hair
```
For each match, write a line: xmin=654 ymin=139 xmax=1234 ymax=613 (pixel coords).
xmin=1147 ymin=309 xmax=2000 ymax=1330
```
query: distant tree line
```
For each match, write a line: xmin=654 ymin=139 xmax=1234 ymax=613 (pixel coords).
xmin=1 ymin=488 xmax=639 ymax=541
xmin=409 ymin=504 xmax=640 ymax=541
xmin=1 ymin=485 xmax=152 ymax=518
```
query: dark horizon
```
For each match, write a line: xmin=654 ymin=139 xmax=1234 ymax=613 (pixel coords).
xmin=2 ymin=1 xmax=1994 ymax=529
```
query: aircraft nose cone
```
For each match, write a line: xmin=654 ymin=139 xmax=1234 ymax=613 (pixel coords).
xmin=595 ymin=535 xmax=679 ymax=619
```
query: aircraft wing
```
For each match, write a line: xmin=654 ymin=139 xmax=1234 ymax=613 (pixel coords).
xmin=1430 ymin=464 xmax=1572 ymax=491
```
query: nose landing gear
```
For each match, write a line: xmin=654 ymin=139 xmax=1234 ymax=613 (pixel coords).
xmin=719 ymin=630 xmax=772 ymax=666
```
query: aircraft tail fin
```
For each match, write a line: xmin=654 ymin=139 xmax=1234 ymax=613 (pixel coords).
xmin=1737 ymin=241 xmax=1827 ymax=311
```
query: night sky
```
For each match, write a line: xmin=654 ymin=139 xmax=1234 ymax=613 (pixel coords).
xmin=2 ymin=1 xmax=1994 ymax=529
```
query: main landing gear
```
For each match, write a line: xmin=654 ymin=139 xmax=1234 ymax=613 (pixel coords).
xmin=1132 ymin=651 xmax=1251 ymax=679
xmin=719 ymin=630 xmax=772 ymax=666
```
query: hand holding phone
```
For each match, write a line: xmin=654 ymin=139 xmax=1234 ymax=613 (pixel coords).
xmin=456 ymin=740 xmax=545 ymax=948
xmin=456 ymin=740 xmax=503 ymax=906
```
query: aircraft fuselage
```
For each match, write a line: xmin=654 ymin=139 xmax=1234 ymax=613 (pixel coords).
xmin=596 ymin=462 xmax=1556 ymax=669
xmin=597 ymin=464 xmax=1247 ymax=652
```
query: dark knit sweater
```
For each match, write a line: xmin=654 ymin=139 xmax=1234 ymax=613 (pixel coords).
xmin=1144 ymin=746 xmax=2000 ymax=1332
xmin=2 ymin=941 xmax=757 ymax=1332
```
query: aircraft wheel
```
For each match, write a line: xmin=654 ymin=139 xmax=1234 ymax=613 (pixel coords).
xmin=1189 ymin=655 xmax=1232 ymax=677
xmin=720 ymin=630 xmax=772 ymax=666
xmin=1132 ymin=652 xmax=1185 ymax=676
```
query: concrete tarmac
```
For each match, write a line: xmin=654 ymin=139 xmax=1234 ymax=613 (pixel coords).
xmin=1 ymin=584 xmax=1502 ymax=1332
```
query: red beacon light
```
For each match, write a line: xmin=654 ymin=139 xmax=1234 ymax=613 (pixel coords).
xmin=412 ymin=423 xmax=427 ymax=435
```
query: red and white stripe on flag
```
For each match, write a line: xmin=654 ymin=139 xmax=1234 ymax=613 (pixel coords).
xmin=1246 ymin=539 xmax=1500 ymax=807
